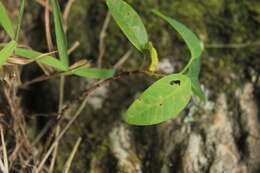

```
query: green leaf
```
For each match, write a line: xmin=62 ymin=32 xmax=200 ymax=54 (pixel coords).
xmin=15 ymin=48 xmax=68 ymax=71
xmin=124 ymin=74 xmax=192 ymax=125
xmin=152 ymin=9 xmax=202 ymax=60
xmin=106 ymin=0 xmax=148 ymax=51
xmin=190 ymin=77 xmax=205 ymax=101
xmin=152 ymin=10 xmax=205 ymax=101
xmin=0 ymin=2 xmax=15 ymax=38
xmin=51 ymin=0 xmax=69 ymax=67
xmin=187 ymin=58 xmax=205 ymax=101
xmin=72 ymin=67 xmax=115 ymax=79
xmin=15 ymin=0 xmax=25 ymax=42
xmin=0 ymin=40 xmax=17 ymax=67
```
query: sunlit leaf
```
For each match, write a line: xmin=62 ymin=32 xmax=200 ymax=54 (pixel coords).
xmin=124 ymin=74 xmax=192 ymax=125
xmin=51 ymin=0 xmax=69 ymax=67
xmin=15 ymin=48 xmax=67 ymax=71
xmin=106 ymin=0 xmax=148 ymax=51
xmin=72 ymin=67 xmax=115 ymax=79
xmin=0 ymin=2 xmax=15 ymax=38
xmin=15 ymin=0 xmax=25 ymax=41
xmin=0 ymin=40 xmax=17 ymax=67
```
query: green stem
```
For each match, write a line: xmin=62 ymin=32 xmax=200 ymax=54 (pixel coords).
xmin=180 ymin=58 xmax=193 ymax=74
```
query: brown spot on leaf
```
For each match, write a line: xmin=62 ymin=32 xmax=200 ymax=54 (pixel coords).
xmin=137 ymin=98 xmax=144 ymax=102
xmin=158 ymin=104 xmax=163 ymax=107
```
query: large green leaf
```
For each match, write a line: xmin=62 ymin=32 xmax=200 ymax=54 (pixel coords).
xmin=0 ymin=40 xmax=17 ymax=67
xmin=0 ymin=2 xmax=15 ymax=38
xmin=51 ymin=0 xmax=69 ymax=67
xmin=15 ymin=48 xmax=67 ymax=71
xmin=152 ymin=9 xmax=202 ymax=60
xmin=72 ymin=67 xmax=115 ymax=79
xmin=106 ymin=0 xmax=148 ymax=51
xmin=124 ymin=74 xmax=192 ymax=125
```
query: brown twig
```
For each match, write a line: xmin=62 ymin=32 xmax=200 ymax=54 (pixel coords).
xmin=59 ymin=71 xmax=141 ymax=117
xmin=97 ymin=12 xmax=111 ymax=68
xmin=19 ymin=71 xmax=64 ymax=88
xmin=32 ymin=120 xmax=54 ymax=146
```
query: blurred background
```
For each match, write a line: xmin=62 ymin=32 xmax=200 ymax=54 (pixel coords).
xmin=0 ymin=0 xmax=260 ymax=172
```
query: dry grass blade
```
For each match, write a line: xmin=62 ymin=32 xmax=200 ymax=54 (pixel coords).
xmin=63 ymin=137 xmax=82 ymax=173
xmin=49 ymin=75 xmax=65 ymax=172
xmin=48 ymin=126 xmax=60 ymax=173
xmin=113 ymin=49 xmax=132 ymax=69
xmin=0 ymin=127 xmax=8 ymax=173
xmin=5 ymin=51 xmax=57 ymax=66
xmin=63 ymin=0 xmax=75 ymax=31
xmin=45 ymin=0 xmax=54 ymax=51
xmin=0 ymin=159 xmax=6 ymax=173
xmin=35 ymin=0 xmax=50 ymax=10
xmin=97 ymin=12 xmax=111 ymax=68
xmin=68 ymin=41 xmax=80 ymax=54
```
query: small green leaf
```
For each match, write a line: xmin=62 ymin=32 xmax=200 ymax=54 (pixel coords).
xmin=124 ymin=74 xmax=192 ymax=125
xmin=15 ymin=48 xmax=68 ymax=71
xmin=147 ymin=42 xmax=159 ymax=72
xmin=0 ymin=2 xmax=15 ymax=38
xmin=15 ymin=0 xmax=25 ymax=42
xmin=152 ymin=9 xmax=202 ymax=60
xmin=72 ymin=67 xmax=115 ymax=79
xmin=106 ymin=0 xmax=148 ymax=51
xmin=187 ymin=58 xmax=205 ymax=101
xmin=0 ymin=40 xmax=17 ymax=67
xmin=51 ymin=0 xmax=69 ymax=67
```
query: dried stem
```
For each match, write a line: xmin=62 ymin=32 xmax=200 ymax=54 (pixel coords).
xmin=97 ymin=12 xmax=111 ymax=68
xmin=63 ymin=0 xmax=75 ymax=31
xmin=63 ymin=137 xmax=82 ymax=173
xmin=113 ymin=49 xmax=133 ymax=69
xmin=0 ymin=127 xmax=8 ymax=173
